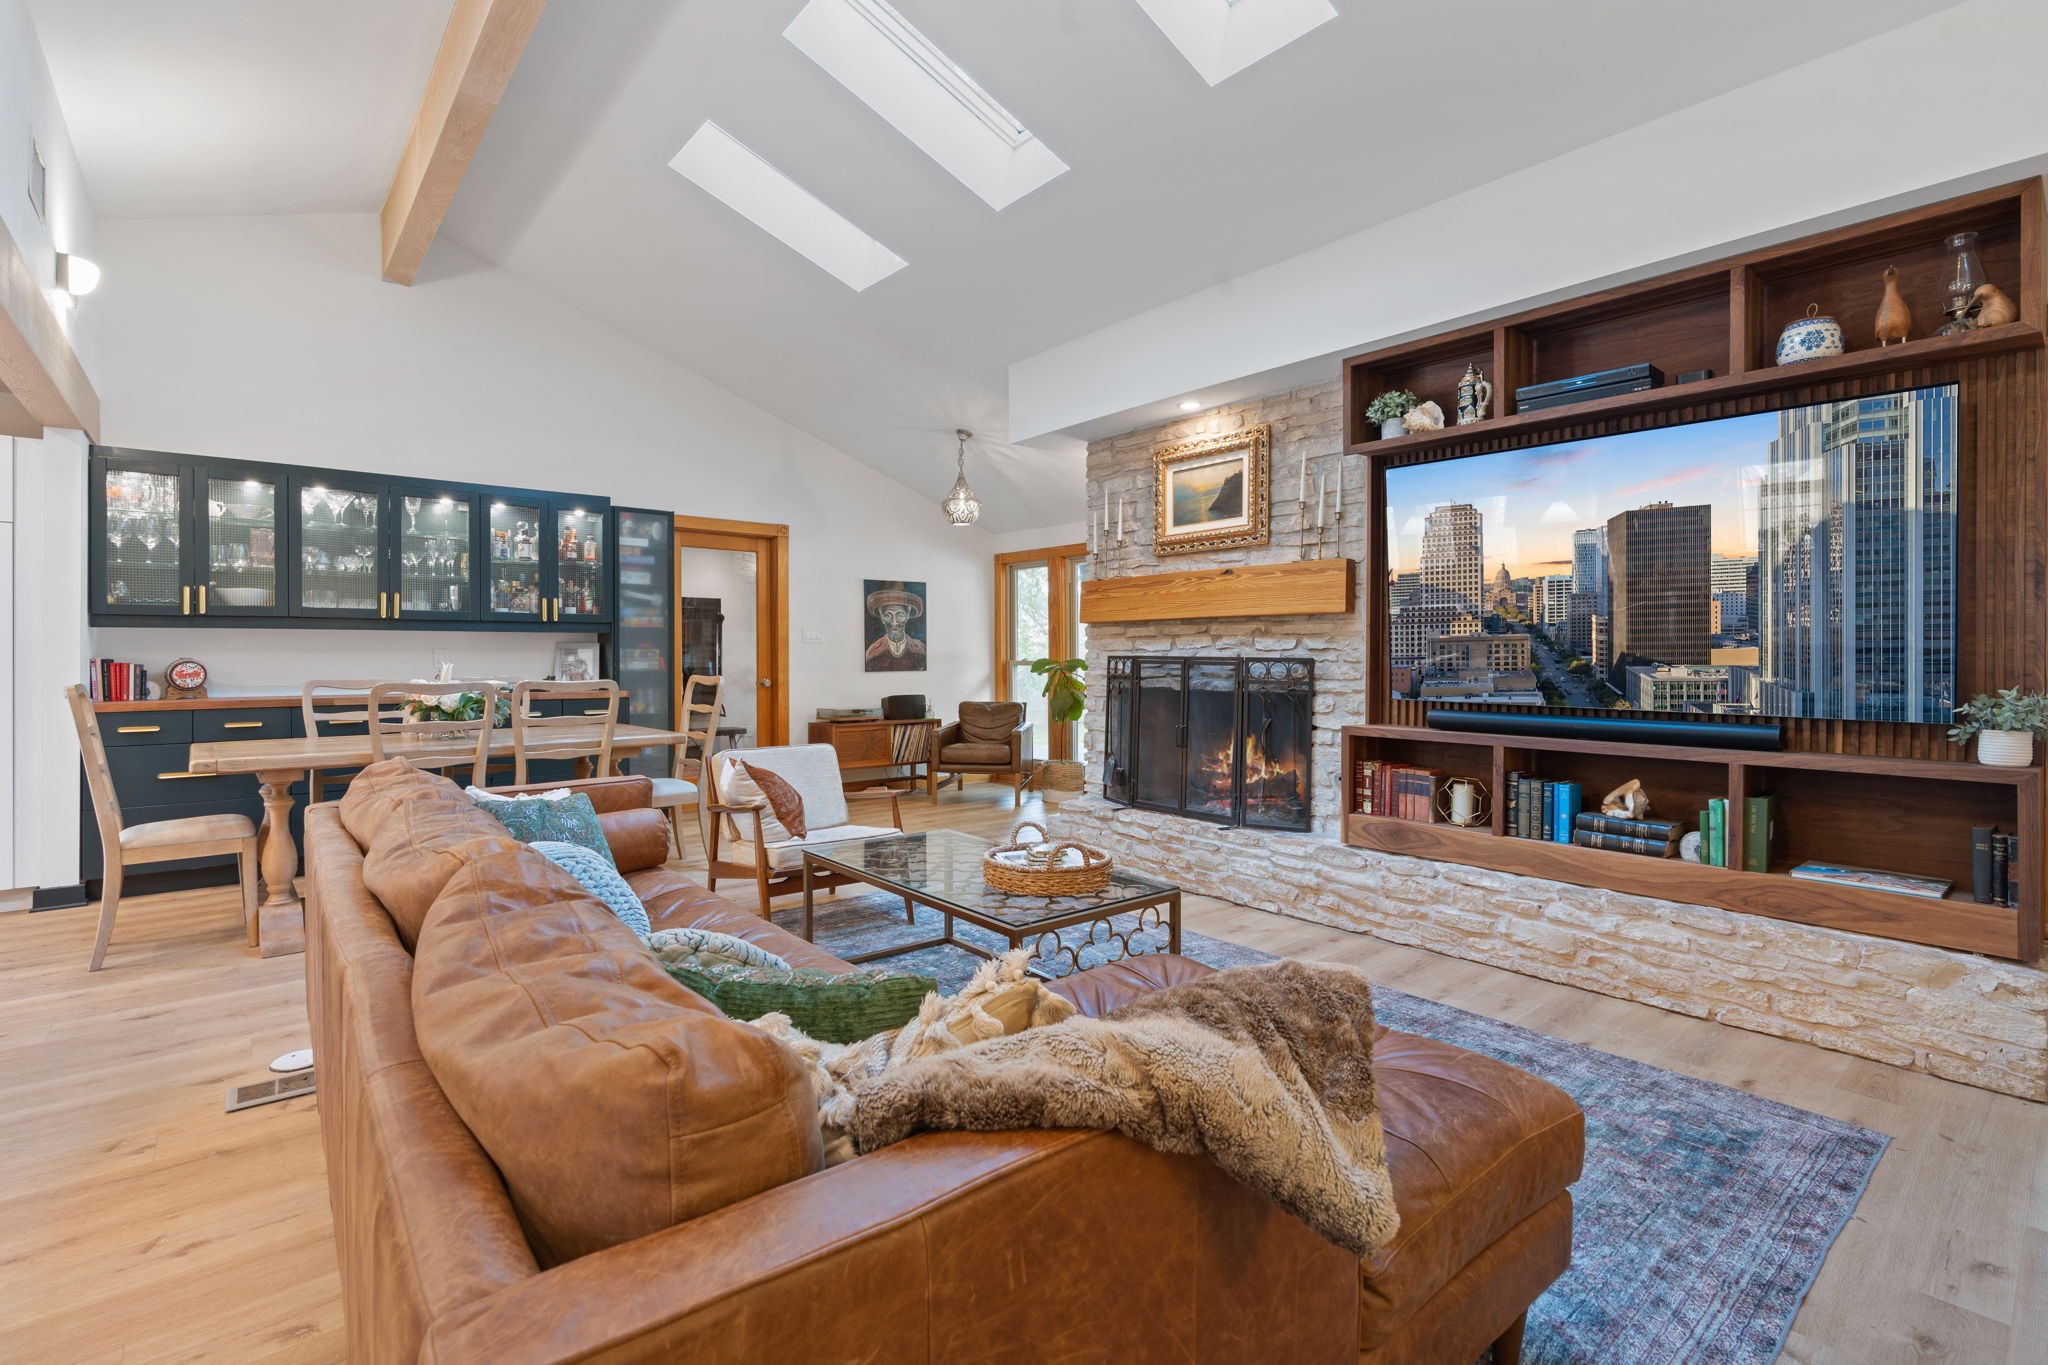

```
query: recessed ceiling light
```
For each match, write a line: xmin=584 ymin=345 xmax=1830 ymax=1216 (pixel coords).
xmin=1179 ymin=399 xmax=1203 ymax=411
xmin=669 ymin=121 xmax=907 ymax=291
xmin=786 ymin=0 xmax=1066 ymax=210
xmin=1133 ymin=0 xmax=1336 ymax=86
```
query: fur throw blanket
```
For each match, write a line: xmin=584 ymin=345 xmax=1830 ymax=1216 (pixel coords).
xmin=754 ymin=954 xmax=1399 ymax=1255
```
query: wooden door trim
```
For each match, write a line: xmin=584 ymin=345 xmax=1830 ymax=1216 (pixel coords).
xmin=676 ymin=519 xmax=791 ymax=747
xmin=993 ymin=542 xmax=1087 ymax=760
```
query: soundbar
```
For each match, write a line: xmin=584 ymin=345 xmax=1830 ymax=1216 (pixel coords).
xmin=1427 ymin=709 xmax=1783 ymax=751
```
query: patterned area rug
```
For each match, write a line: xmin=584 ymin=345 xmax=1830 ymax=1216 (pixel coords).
xmin=781 ymin=891 xmax=1889 ymax=1364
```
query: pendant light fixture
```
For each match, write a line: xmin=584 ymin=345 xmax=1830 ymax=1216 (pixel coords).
xmin=940 ymin=427 xmax=981 ymax=526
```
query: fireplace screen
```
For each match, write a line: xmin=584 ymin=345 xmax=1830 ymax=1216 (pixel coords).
xmin=1103 ymin=655 xmax=1313 ymax=831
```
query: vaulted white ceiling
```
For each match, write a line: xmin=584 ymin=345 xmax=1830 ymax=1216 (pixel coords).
xmin=32 ymin=0 xmax=1972 ymax=531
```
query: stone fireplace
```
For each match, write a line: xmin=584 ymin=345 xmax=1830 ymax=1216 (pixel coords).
xmin=1103 ymin=655 xmax=1314 ymax=832
xmin=1050 ymin=380 xmax=2046 ymax=1103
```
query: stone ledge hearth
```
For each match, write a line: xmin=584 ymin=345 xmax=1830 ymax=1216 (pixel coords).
xmin=1051 ymin=795 xmax=2048 ymax=1101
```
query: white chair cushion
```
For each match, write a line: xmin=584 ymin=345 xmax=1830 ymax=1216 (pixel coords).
xmin=711 ymin=745 xmax=849 ymax=841
xmin=729 ymin=824 xmax=902 ymax=872
xmin=649 ymin=776 xmax=699 ymax=807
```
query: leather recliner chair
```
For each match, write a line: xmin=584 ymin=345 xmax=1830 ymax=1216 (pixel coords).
xmin=928 ymin=699 xmax=1033 ymax=806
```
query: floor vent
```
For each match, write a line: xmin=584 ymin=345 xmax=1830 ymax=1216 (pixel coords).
xmin=225 ymin=1069 xmax=316 ymax=1113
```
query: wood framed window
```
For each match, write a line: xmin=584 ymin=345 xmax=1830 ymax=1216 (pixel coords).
xmin=995 ymin=542 xmax=1087 ymax=760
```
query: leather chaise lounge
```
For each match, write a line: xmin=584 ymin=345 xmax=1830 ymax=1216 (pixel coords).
xmin=304 ymin=763 xmax=1582 ymax=1363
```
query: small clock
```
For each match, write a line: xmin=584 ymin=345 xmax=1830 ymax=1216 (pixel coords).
xmin=164 ymin=657 xmax=209 ymax=699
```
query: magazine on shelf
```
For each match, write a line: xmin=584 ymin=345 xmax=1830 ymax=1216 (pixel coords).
xmin=1787 ymin=861 xmax=1951 ymax=900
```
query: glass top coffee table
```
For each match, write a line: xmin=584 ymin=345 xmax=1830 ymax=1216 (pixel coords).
xmin=799 ymin=829 xmax=1181 ymax=977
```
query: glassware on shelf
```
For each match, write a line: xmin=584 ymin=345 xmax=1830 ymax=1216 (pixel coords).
xmin=1938 ymin=231 xmax=1984 ymax=336
xmin=405 ymin=496 xmax=421 ymax=532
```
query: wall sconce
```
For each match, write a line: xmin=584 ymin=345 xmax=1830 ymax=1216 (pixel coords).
xmin=56 ymin=251 xmax=100 ymax=300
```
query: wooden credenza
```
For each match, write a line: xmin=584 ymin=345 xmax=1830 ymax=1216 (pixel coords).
xmin=807 ymin=717 xmax=940 ymax=792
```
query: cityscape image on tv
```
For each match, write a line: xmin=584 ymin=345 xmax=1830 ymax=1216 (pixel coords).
xmin=1384 ymin=385 xmax=1959 ymax=723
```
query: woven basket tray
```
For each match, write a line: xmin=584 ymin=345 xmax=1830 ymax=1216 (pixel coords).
xmin=982 ymin=820 xmax=1114 ymax=896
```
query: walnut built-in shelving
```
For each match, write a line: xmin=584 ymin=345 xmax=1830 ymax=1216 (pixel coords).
xmin=1341 ymin=179 xmax=2045 ymax=452
xmin=1343 ymin=726 xmax=2042 ymax=962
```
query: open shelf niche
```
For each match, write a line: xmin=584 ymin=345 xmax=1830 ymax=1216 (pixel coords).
xmin=1344 ymin=726 xmax=2041 ymax=961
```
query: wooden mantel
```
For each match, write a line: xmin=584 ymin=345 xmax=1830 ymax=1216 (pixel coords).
xmin=1079 ymin=557 xmax=1354 ymax=625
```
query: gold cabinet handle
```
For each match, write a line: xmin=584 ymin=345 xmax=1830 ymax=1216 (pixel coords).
xmin=222 ymin=720 xmax=264 ymax=729
xmin=116 ymin=724 xmax=162 ymax=734
xmin=181 ymin=585 xmax=191 ymax=615
xmin=582 ymin=708 xmax=609 ymax=716
xmin=378 ymin=591 xmax=388 ymax=619
xmin=393 ymin=596 xmax=401 ymax=618
xmin=156 ymin=771 xmax=215 ymax=781
xmin=198 ymin=585 xmax=207 ymax=614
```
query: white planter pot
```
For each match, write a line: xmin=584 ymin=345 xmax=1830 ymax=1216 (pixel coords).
xmin=1380 ymin=417 xmax=1407 ymax=439
xmin=1976 ymin=729 xmax=2034 ymax=767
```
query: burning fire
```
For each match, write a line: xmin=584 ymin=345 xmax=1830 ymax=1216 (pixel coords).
xmin=1191 ymin=731 xmax=1305 ymax=818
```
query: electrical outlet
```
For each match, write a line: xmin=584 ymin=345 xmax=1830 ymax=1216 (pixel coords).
xmin=801 ymin=628 xmax=823 ymax=644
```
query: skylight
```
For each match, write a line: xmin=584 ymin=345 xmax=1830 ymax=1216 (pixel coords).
xmin=669 ymin=122 xmax=907 ymax=292
xmin=785 ymin=0 xmax=1067 ymax=211
xmin=1133 ymin=0 xmax=1337 ymax=86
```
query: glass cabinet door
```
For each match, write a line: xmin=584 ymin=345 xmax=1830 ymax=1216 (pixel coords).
xmin=485 ymin=497 xmax=547 ymax=621
xmin=553 ymin=503 xmax=609 ymax=623
xmin=614 ymin=509 xmax=673 ymax=774
xmin=198 ymin=468 xmax=285 ymax=616
xmin=94 ymin=460 xmax=191 ymax=614
xmin=291 ymin=477 xmax=387 ymax=618
xmin=394 ymin=487 xmax=476 ymax=620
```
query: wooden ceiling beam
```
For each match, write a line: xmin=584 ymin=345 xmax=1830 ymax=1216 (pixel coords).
xmin=380 ymin=0 xmax=548 ymax=285
xmin=0 ymin=210 xmax=99 ymax=440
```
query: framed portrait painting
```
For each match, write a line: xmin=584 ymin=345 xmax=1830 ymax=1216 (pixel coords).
xmin=1153 ymin=424 xmax=1271 ymax=555
xmin=863 ymin=579 xmax=927 ymax=672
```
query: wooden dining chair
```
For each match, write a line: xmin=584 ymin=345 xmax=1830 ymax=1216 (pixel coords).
xmin=366 ymin=681 xmax=499 ymax=788
xmin=300 ymin=679 xmax=404 ymax=803
xmin=509 ymin=680 xmax=621 ymax=786
xmin=652 ymin=674 xmax=722 ymax=854
xmin=66 ymin=685 xmax=261 ymax=972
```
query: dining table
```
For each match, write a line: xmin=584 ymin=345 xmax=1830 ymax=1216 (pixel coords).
xmin=186 ymin=721 xmax=692 ymax=957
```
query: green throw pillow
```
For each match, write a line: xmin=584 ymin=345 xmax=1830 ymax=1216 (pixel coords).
xmin=665 ymin=962 xmax=937 ymax=1044
xmin=470 ymin=789 xmax=615 ymax=866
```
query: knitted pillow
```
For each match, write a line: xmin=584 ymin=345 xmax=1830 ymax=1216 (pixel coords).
xmin=739 ymin=761 xmax=808 ymax=839
xmin=532 ymin=840 xmax=650 ymax=937
xmin=663 ymin=962 xmax=938 ymax=1044
xmin=470 ymin=789 xmax=615 ymax=865
xmin=645 ymin=927 xmax=790 ymax=973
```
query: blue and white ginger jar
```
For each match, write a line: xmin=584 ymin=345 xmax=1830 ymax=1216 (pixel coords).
xmin=1776 ymin=304 xmax=1846 ymax=365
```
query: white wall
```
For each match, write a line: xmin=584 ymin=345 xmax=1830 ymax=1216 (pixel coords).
xmin=0 ymin=0 xmax=96 ymax=370
xmin=1009 ymin=0 xmax=2048 ymax=440
xmin=86 ymin=213 xmax=996 ymax=737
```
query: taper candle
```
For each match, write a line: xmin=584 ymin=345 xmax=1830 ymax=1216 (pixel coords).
xmin=1298 ymin=453 xmax=1307 ymax=503
xmin=1317 ymin=476 xmax=1326 ymax=528
xmin=1334 ymin=468 xmax=1343 ymax=519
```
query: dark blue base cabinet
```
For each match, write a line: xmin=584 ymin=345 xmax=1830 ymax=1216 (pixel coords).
xmin=82 ymin=696 xmax=628 ymax=898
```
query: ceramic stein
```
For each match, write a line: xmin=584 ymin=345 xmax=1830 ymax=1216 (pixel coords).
xmin=1776 ymin=304 xmax=1846 ymax=365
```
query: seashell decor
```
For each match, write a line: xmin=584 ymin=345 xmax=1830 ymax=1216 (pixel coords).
xmin=1402 ymin=400 xmax=1446 ymax=433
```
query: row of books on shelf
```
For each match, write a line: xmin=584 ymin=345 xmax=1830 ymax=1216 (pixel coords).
xmin=85 ymin=659 xmax=148 ymax=702
xmin=1350 ymin=760 xmax=1441 ymax=821
xmin=1351 ymin=759 xmax=2017 ymax=906
xmin=1970 ymin=826 xmax=2024 ymax=907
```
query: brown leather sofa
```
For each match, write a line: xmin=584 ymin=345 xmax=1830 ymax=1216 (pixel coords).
xmin=304 ymin=763 xmax=1581 ymax=1364
xmin=928 ymin=699 xmax=1034 ymax=806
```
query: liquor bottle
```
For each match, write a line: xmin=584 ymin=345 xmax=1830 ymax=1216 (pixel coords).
xmin=561 ymin=525 xmax=577 ymax=561
xmin=582 ymin=533 xmax=597 ymax=563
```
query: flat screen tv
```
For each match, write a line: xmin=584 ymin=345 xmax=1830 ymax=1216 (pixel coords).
xmin=1383 ymin=384 xmax=1959 ymax=724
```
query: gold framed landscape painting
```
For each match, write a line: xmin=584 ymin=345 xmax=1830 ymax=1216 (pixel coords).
xmin=1153 ymin=423 xmax=1271 ymax=555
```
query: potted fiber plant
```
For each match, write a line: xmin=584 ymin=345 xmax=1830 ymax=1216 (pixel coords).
xmin=1366 ymin=389 xmax=1422 ymax=440
xmin=1028 ymin=657 xmax=1087 ymax=802
xmin=1949 ymin=688 xmax=2048 ymax=767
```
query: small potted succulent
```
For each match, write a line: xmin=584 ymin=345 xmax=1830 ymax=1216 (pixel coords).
xmin=1028 ymin=657 xmax=1087 ymax=802
xmin=1365 ymin=389 xmax=1421 ymax=440
xmin=1949 ymin=688 xmax=2048 ymax=767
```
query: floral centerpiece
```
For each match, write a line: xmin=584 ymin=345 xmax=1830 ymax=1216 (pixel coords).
xmin=403 ymin=690 xmax=513 ymax=729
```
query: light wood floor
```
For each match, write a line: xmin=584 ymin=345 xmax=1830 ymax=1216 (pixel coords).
xmin=1 ymin=781 xmax=2042 ymax=1363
